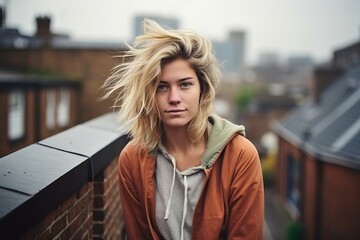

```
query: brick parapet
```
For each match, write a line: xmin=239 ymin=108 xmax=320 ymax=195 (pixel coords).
xmin=0 ymin=113 xmax=129 ymax=240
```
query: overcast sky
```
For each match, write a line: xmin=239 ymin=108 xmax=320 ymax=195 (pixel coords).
xmin=3 ymin=0 xmax=360 ymax=64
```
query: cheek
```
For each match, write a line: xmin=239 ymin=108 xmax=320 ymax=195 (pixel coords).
xmin=155 ymin=94 xmax=163 ymax=108
xmin=155 ymin=95 xmax=169 ymax=118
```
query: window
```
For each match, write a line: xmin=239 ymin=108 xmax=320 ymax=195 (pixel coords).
xmin=57 ymin=88 xmax=70 ymax=127
xmin=8 ymin=89 xmax=25 ymax=141
xmin=286 ymin=154 xmax=301 ymax=219
xmin=46 ymin=90 xmax=56 ymax=130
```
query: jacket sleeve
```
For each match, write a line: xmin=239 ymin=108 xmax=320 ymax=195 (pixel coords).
xmin=118 ymin=148 xmax=153 ymax=240
xmin=227 ymin=137 xmax=264 ymax=240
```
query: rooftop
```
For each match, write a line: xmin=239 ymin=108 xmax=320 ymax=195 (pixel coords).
xmin=273 ymin=65 xmax=360 ymax=169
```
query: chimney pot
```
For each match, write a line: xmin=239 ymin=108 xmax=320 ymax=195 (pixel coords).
xmin=35 ymin=16 xmax=51 ymax=37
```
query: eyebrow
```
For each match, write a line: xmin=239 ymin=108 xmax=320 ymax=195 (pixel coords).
xmin=159 ymin=77 xmax=194 ymax=83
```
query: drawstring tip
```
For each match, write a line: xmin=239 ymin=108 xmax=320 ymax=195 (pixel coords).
xmin=164 ymin=207 xmax=170 ymax=220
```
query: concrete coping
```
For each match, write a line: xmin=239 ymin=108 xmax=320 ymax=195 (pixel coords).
xmin=0 ymin=112 xmax=129 ymax=238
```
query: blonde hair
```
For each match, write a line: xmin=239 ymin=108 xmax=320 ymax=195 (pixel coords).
xmin=103 ymin=19 xmax=220 ymax=151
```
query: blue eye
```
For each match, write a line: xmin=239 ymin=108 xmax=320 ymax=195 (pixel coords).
xmin=180 ymin=82 xmax=192 ymax=88
xmin=157 ymin=84 xmax=168 ymax=92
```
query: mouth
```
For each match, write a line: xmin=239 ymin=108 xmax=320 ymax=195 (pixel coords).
xmin=165 ymin=109 xmax=186 ymax=113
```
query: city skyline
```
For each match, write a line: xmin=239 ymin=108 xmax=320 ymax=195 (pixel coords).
xmin=2 ymin=0 xmax=360 ymax=64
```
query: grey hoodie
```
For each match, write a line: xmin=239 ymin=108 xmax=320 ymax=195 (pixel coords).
xmin=155 ymin=114 xmax=245 ymax=240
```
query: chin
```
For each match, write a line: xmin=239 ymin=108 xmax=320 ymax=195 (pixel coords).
xmin=162 ymin=118 xmax=191 ymax=128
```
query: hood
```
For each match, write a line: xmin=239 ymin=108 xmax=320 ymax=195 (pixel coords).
xmin=201 ymin=114 xmax=246 ymax=168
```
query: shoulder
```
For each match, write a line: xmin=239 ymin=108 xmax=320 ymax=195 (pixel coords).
xmin=121 ymin=140 xmax=142 ymax=156
xmin=228 ymin=134 xmax=259 ymax=155
xmin=119 ymin=140 xmax=155 ymax=165
xmin=223 ymin=134 xmax=260 ymax=168
xmin=119 ymin=140 xmax=151 ymax=166
xmin=221 ymin=135 xmax=262 ymax=183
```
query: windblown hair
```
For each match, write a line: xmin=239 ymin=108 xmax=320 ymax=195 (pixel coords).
xmin=103 ymin=19 xmax=220 ymax=151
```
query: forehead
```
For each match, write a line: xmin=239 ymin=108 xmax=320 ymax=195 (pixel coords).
xmin=160 ymin=59 xmax=196 ymax=80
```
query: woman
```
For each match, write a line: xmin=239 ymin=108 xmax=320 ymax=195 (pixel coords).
xmin=104 ymin=19 xmax=264 ymax=240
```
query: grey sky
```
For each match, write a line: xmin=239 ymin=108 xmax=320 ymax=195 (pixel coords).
xmin=3 ymin=0 xmax=360 ymax=64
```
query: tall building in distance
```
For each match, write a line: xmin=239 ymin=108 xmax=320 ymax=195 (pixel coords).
xmin=213 ymin=30 xmax=246 ymax=79
xmin=133 ymin=15 xmax=180 ymax=39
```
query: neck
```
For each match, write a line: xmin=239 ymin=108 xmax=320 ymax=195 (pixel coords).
xmin=161 ymin=126 xmax=206 ymax=154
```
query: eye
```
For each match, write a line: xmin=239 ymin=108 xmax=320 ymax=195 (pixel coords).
xmin=157 ymin=84 xmax=168 ymax=92
xmin=180 ymin=82 xmax=193 ymax=88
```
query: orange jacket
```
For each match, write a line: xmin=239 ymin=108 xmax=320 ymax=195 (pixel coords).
xmin=118 ymin=134 xmax=264 ymax=240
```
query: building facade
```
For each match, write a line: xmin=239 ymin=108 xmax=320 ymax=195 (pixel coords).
xmin=273 ymin=38 xmax=360 ymax=240
xmin=0 ymin=11 xmax=128 ymax=156
xmin=0 ymin=70 xmax=80 ymax=157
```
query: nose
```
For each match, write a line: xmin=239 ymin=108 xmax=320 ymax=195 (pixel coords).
xmin=168 ymin=87 xmax=181 ymax=104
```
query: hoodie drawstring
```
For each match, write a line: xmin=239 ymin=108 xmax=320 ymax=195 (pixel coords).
xmin=163 ymin=154 xmax=189 ymax=240
xmin=180 ymin=175 xmax=188 ymax=240
xmin=164 ymin=155 xmax=189 ymax=240
xmin=164 ymin=155 xmax=176 ymax=220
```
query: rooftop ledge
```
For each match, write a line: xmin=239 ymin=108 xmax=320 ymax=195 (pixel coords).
xmin=0 ymin=112 xmax=129 ymax=237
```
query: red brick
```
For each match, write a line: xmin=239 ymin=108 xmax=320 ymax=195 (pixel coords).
xmin=38 ymin=229 xmax=51 ymax=240
xmin=68 ymin=193 xmax=90 ymax=222
xmin=37 ymin=210 xmax=54 ymax=233
xmin=60 ymin=228 xmax=71 ymax=240
xmin=104 ymin=161 xmax=116 ymax=176
xmin=93 ymin=196 xmax=104 ymax=208
xmin=68 ymin=200 xmax=82 ymax=223
xmin=88 ymin=228 xmax=93 ymax=239
xmin=103 ymin=178 xmax=110 ymax=192
xmin=68 ymin=208 xmax=88 ymax=237
xmin=93 ymin=222 xmax=104 ymax=235
xmin=60 ymin=194 xmax=76 ymax=212
xmin=77 ymin=183 xmax=89 ymax=199
xmin=51 ymin=213 xmax=67 ymax=238
xmin=88 ymin=199 xmax=94 ymax=213
xmin=85 ymin=185 xmax=93 ymax=205
xmin=71 ymin=224 xmax=85 ymax=240
xmin=93 ymin=209 xmax=105 ymax=221
xmin=81 ymin=231 xmax=89 ymax=240
xmin=94 ymin=172 xmax=104 ymax=181
xmin=93 ymin=236 xmax=103 ymax=240
xmin=84 ymin=214 xmax=93 ymax=231
xmin=93 ymin=181 xmax=104 ymax=194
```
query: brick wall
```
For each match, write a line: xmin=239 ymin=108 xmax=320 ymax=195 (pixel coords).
xmin=0 ymin=80 xmax=80 ymax=157
xmin=321 ymin=163 xmax=360 ymax=240
xmin=16 ymin=158 xmax=125 ymax=240
xmin=93 ymin=158 xmax=124 ymax=239
xmin=303 ymin=155 xmax=318 ymax=240
xmin=277 ymin=137 xmax=360 ymax=240
xmin=0 ymin=113 xmax=128 ymax=240
xmin=19 ymin=182 xmax=94 ymax=239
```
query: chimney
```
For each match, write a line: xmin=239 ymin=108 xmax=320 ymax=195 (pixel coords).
xmin=35 ymin=16 xmax=52 ymax=46
xmin=311 ymin=67 xmax=343 ymax=104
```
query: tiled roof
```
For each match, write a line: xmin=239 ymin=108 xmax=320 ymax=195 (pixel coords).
xmin=0 ymin=27 xmax=128 ymax=50
xmin=274 ymin=65 xmax=360 ymax=169
xmin=0 ymin=69 xmax=79 ymax=87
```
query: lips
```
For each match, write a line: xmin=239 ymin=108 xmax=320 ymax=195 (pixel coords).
xmin=165 ymin=109 xmax=185 ymax=113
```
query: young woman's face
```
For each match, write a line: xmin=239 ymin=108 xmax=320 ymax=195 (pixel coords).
xmin=156 ymin=58 xmax=201 ymax=129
